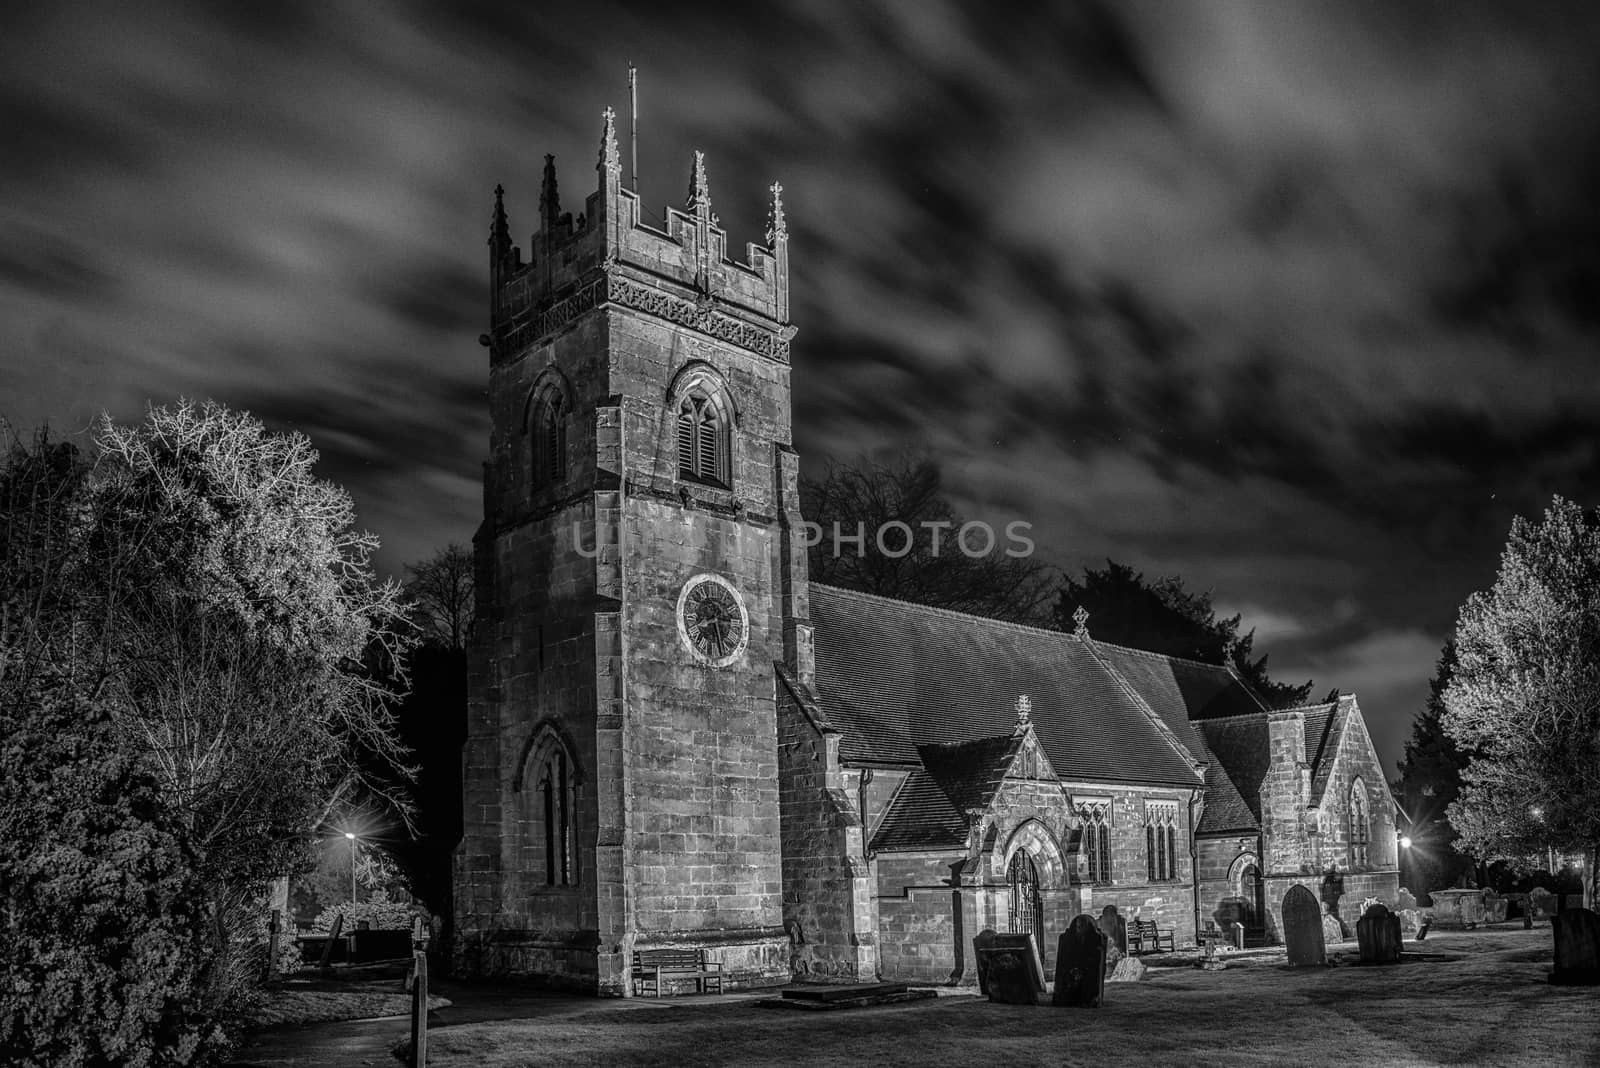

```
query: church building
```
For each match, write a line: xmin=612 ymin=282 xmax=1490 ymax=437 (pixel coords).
xmin=453 ymin=107 xmax=1399 ymax=994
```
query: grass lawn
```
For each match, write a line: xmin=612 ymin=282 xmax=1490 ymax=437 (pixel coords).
xmin=424 ymin=927 xmax=1597 ymax=1067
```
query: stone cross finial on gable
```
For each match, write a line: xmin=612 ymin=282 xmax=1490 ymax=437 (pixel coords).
xmin=1072 ymin=605 xmax=1090 ymax=637
xmin=1015 ymin=694 xmax=1032 ymax=727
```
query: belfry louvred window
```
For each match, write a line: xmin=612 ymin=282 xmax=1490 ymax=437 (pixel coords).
xmin=677 ymin=392 xmax=728 ymax=486
xmin=533 ymin=391 xmax=566 ymax=486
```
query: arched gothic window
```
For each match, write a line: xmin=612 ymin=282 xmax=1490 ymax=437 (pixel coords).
xmin=677 ymin=391 xmax=729 ymax=487
xmin=518 ymin=730 xmax=579 ymax=888
xmin=532 ymin=390 xmax=567 ymax=486
xmin=1080 ymin=804 xmax=1111 ymax=885
xmin=1007 ymin=851 xmax=1043 ymax=946
xmin=1348 ymin=781 xmax=1370 ymax=869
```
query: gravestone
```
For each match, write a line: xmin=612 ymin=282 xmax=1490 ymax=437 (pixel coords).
xmin=973 ymin=929 xmax=997 ymax=995
xmin=1321 ymin=913 xmax=1343 ymax=947
xmin=1098 ymin=904 xmax=1127 ymax=955
xmin=1107 ymin=955 xmax=1147 ymax=982
xmin=1052 ymin=915 xmax=1107 ymax=1008
xmin=1283 ymin=885 xmax=1326 ymax=966
xmin=978 ymin=943 xmax=1046 ymax=1005
xmin=1357 ymin=903 xmax=1403 ymax=963
xmin=992 ymin=932 xmax=1046 ymax=990
xmin=1228 ymin=921 xmax=1245 ymax=949
xmin=1397 ymin=888 xmax=1418 ymax=913
xmin=1550 ymin=907 xmax=1600 ymax=986
xmin=1529 ymin=887 xmax=1556 ymax=920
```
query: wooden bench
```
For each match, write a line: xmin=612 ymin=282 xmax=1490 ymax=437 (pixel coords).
xmin=631 ymin=948 xmax=724 ymax=997
xmin=1130 ymin=918 xmax=1175 ymax=955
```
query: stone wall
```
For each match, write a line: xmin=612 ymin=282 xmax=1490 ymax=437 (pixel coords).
xmin=775 ymin=679 xmax=877 ymax=981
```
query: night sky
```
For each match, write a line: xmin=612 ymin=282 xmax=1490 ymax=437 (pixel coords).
xmin=5 ymin=2 xmax=1599 ymax=778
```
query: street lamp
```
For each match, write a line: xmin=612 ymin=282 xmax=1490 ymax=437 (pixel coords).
xmin=1399 ymin=834 xmax=1413 ymax=850
xmin=344 ymin=832 xmax=358 ymax=904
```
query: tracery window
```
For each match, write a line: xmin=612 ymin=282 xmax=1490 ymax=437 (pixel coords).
xmin=1348 ymin=780 xmax=1370 ymax=869
xmin=1079 ymin=803 xmax=1112 ymax=885
xmin=1146 ymin=801 xmax=1179 ymax=881
xmin=676 ymin=391 xmax=729 ymax=487
xmin=531 ymin=389 xmax=567 ymax=486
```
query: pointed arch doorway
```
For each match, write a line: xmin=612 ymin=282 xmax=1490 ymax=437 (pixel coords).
xmin=1240 ymin=863 xmax=1265 ymax=940
xmin=1008 ymin=851 xmax=1043 ymax=947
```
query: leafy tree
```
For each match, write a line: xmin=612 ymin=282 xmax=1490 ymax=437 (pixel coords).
xmin=1443 ymin=495 xmax=1600 ymax=908
xmin=1393 ymin=642 xmax=1477 ymax=894
xmin=1 ymin=402 xmax=414 ymax=1032
xmin=1 ymin=430 xmax=222 ymax=1066
xmin=1055 ymin=560 xmax=1312 ymax=707
xmin=800 ymin=453 xmax=1056 ymax=623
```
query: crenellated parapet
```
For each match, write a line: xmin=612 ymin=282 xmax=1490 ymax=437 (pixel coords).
xmin=487 ymin=108 xmax=792 ymax=364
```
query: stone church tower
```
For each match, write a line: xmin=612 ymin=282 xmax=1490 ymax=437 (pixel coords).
xmin=454 ymin=108 xmax=804 ymax=994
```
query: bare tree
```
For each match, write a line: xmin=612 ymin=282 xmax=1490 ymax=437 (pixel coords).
xmin=801 ymin=453 xmax=1056 ymax=624
xmin=404 ymin=543 xmax=474 ymax=650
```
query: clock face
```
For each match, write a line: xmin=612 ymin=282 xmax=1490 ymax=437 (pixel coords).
xmin=676 ymin=574 xmax=749 ymax=665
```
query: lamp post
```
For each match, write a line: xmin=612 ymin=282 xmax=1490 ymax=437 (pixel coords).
xmin=345 ymin=832 xmax=358 ymax=904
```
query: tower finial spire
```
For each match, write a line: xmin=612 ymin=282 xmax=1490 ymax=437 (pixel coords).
xmin=766 ymin=181 xmax=788 ymax=247
xmin=540 ymin=154 xmax=560 ymax=232
xmin=599 ymin=108 xmax=621 ymax=178
xmin=489 ymin=183 xmax=514 ymax=272
xmin=1072 ymin=605 xmax=1090 ymax=638
xmin=687 ymin=150 xmax=711 ymax=219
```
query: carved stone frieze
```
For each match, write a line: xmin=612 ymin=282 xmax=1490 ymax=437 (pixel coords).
xmin=497 ymin=266 xmax=790 ymax=362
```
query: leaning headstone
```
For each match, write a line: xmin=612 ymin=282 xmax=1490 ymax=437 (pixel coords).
xmin=1283 ymin=885 xmax=1326 ymax=966
xmin=991 ymin=932 xmax=1046 ymax=991
xmin=1107 ymin=955 xmax=1147 ymax=982
xmin=1098 ymin=904 xmax=1127 ymax=955
xmin=979 ymin=944 xmax=1045 ymax=1005
xmin=973 ymin=929 xmax=997 ymax=995
xmin=1550 ymin=907 xmax=1600 ymax=986
xmin=1357 ymin=903 xmax=1403 ymax=963
xmin=1321 ymin=913 xmax=1343 ymax=947
xmin=1052 ymin=915 xmax=1107 ymax=1008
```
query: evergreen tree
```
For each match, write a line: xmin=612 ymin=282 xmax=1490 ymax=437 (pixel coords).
xmin=1055 ymin=560 xmax=1312 ymax=707
xmin=1394 ymin=642 xmax=1476 ymax=894
xmin=1443 ymin=495 xmax=1600 ymax=908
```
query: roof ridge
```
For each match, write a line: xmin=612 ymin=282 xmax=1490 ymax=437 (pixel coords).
xmin=810 ymin=583 xmax=1082 ymax=643
xmin=1090 ymin=637 xmax=1243 ymax=675
xmin=1081 ymin=635 xmax=1207 ymax=776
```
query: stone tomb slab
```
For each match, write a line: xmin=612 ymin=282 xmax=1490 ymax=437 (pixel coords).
xmin=1551 ymin=907 xmax=1600 ymax=986
xmin=761 ymin=983 xmax=935 ymax=1011
xmin=1052 ymin=916 xmax=1107 ymax=1008
xmin=1282 ymin=884 xmax=1327 ymax=967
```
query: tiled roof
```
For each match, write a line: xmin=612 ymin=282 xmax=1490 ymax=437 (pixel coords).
xmin=1193 ymin=714 xmax=1272 ymax=832
xmin=809 ymin=585 xmax=1203 ymax=787
xmin=1305 ymin=696 xmax=1356 ymax=805
xmin=870 ymin=734 xmax=1022 ymax=852
xmin=869 ymin=768 xmax=968 ymax=851
xmin=1088 ymin=641 xmax=1268 ymax=832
